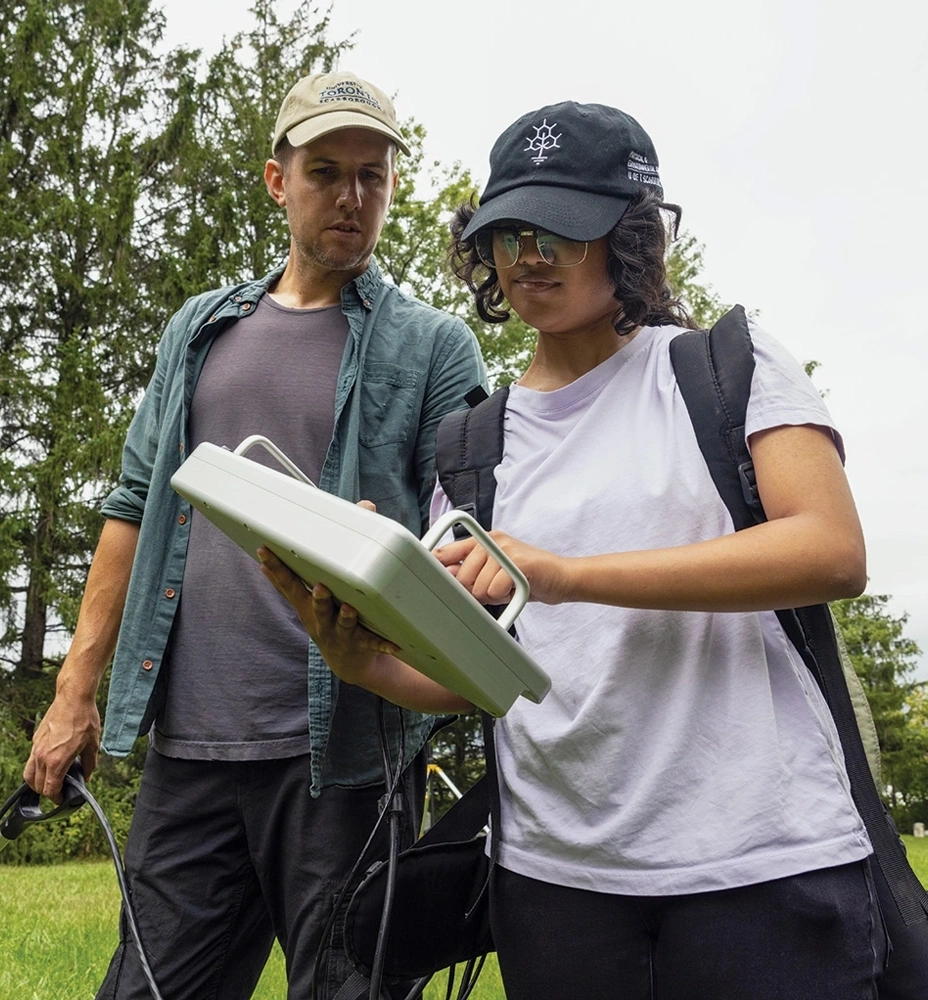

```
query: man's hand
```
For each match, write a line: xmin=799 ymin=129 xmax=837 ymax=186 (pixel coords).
xmin=24 ymin=694 xmax=100 ymax=804
xmin=23 ymin=516 xmax=139 ymax=803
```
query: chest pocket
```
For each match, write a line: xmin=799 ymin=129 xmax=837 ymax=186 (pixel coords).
xmin=358 ymin=362 xmax=420 ymax=448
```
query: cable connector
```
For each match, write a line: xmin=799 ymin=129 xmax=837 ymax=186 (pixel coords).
xmin=378 ymin=790 xmax=404 ymax=816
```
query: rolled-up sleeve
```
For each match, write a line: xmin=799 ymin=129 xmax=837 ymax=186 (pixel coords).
xmin=99 ymin=315 xmax=179 ymax=523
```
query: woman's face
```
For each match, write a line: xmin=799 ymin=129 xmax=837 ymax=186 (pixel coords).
xmin=492 ymin=226 xmax=618 ymax=341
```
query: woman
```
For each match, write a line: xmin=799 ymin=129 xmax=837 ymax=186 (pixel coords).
xmin=260 ymin=101 xmax=884 ymax=999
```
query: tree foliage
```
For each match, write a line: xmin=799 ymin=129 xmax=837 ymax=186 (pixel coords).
xmin=0 ymin=0 xmax=349 ymax=859
xmin=1 ymin=0 xmax=167 ymax=682
xmin=832 ymin=594 xmax=928 ymax=826
xmin=665 ymin=231 xmax=727 ymax=329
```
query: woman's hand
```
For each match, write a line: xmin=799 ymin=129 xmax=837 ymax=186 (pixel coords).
xmin=433 ymin=531 xmax=570 ymax=606
xmin=257 ymin=547 xmax=399 ymax=687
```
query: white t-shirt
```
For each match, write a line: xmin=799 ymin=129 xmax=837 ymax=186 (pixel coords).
xmin=431 ymin=322 xmax=871 ymax=896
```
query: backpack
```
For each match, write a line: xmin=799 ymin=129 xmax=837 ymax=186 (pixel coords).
xmin=434 ymin=304 xmax=928 ymax=999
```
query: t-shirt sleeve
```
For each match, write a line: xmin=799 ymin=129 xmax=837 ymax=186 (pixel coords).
xmin=744 ymin=321 xmax=846 ymax=464
xmin=427 ymin=480 xmax=458 ymax=547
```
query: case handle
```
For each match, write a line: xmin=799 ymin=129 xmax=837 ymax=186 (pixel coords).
xmin=421 ymin=510 xmax=530 ymax=632
xmin=232 ymin=435 xmax=317 ymax=487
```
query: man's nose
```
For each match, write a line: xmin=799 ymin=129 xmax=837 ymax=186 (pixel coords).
xmin=336 ymin=176 xmax=362 ymax=210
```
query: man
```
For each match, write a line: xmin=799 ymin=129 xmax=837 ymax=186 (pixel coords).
xmin=23 ymin=71 xmax=485 ymax=999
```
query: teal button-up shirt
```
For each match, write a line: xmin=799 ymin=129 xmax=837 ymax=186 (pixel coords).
xmin=99 ymin=258 xmax=486 ymax=793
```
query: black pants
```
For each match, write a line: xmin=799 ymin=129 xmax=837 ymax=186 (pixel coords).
xmin=491 ymin=859 xmax=887 ymax=1000
xmin=97 ymin=748 xmax=423 ymax=1000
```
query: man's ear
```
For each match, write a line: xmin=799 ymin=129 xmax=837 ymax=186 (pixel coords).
xmin=265 ymin=158 xmax=287 ymax=207
xmin=388 ymin=170 xmax=398 ymax=208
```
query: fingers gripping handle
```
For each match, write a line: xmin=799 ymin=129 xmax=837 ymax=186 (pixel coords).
xmin=0 ymin=762 xmax=86 ymax=847
xmin=421 ymin=510 xmax=530 ymax=632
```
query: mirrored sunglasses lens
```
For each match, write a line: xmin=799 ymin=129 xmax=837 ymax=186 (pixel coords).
xmin=493 ymin=230 xmax=520 ymax=267
xmin=475 ymin=230 xmax=500 ymax=268
xmin=537 ymin=234 xmax=587 ymax=266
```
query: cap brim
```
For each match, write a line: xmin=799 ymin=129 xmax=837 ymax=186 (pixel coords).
xmin=460 ymin=184 xmax=632 ymax=242
xmin=286 ymin=111 xmax=411 ymax=156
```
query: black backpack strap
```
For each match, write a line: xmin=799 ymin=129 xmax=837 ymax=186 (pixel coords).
xmin=668 ymin=304 xmax=761 ymax=529
xmin=435 ymin=386 xmax=509 ymax=537
xmin=431 ymin=392 xmax=508 ymax=912
xmin=671 ymin=307 xmax=928 ymax=937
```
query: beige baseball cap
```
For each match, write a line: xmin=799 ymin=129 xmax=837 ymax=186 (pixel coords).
xmin=271 ymin=71 xmax=410 ymax=156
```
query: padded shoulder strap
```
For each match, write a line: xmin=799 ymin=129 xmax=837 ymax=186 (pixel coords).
xmin=670 ymin=307 xmax=928 ymax=938
xmin=435 ymin=386 xmax=509 ymax=535
xmin=668 ymin=304 xmax=761 ymax=530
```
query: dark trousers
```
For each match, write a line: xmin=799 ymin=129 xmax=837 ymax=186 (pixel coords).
xmin=97 ymin=748 xmax=423 ymax=1000
xmin=490 ymin=859 xmax=887 ymax=1000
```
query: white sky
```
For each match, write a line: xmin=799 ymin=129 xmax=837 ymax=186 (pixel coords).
xmin=159 ymin=0 xmax=928 ymax=679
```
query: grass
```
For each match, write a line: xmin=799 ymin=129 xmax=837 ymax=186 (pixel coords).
xmin=0 ymin=859 xmax=504 ymax=999
xmin=903 ymin=832 xmax=928 ymax=885
xmin=2 ymin=838 xmax=926 ymax=999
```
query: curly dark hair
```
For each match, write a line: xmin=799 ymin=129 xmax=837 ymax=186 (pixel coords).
xmin=449 ymin=187 xmax=695 ymax=337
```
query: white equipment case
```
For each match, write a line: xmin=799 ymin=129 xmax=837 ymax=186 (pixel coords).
xmin=170 ymin=437 xmax=550 ymax=716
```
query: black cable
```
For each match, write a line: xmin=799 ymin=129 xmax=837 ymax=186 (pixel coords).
xmin=308 ymin=767 xmax=402 ymax=1000
xmin=309 ymin=701 xmax=408 ymax=1000
xmin=67 ymin=772 xmax=165 ymax=1000
xmin=0 ymin=769 xmax=163 ymax=1000
xmin=456 ymin=954 xmax=487 ymax=999
xmin=0 ymin=786 xmax=23 ymax=820
xmin=368 ymin=800 xmax=401 ymax=999
xmin=370 ymin=706 xmax=489 ymax=1000
xmin=399 ymin=976 xmax=431 ymax=1000
xmin=368 ymin=701 xmax=407 ymax=1000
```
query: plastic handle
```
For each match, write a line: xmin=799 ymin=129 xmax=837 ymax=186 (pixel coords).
xmin=0 ymin=762 xmax=86 ymax=845
xmin=420 ymin=510 xmax=529 ymax=632
xmin=232 ymin=435 xmax=317 ymax=487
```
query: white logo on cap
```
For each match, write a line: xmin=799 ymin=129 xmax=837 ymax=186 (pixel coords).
xmin=524 ymin=119 xmax=561 ymax=164
xmin=319 ymin=82 xmax=383 ymax=111
xmin=627 ymin=150 xmax=661 ymax=187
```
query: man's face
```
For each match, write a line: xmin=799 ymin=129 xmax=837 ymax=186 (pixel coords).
xmin=266 ymin=128 xmax=397 ymax=278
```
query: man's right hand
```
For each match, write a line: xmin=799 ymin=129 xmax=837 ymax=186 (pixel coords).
xmin=24 ymin=692 xmax=100 ymax=804
xmin=21 ymin=517 xmax=141 ymax=804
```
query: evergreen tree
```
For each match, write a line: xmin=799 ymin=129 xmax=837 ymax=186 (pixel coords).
xmin=0 ymin=0 xmax=174 ymax=861
xmin=0 ymin=0 xmax=349 ymax=860
xmin=832 ymin=594 xmax=927 ymax=824
xmin=0 ymin=0 xmax=171 ymax=683
xmin=0 ymin=0 xmax=348 ymax=679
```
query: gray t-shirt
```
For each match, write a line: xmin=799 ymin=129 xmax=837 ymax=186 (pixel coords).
xmin=153 ymin=296 xmax=348 ymax=759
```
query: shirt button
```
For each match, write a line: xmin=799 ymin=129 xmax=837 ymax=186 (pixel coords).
xmin=178 ymin=514 xmax=187 ymax=525
xmin=241 ymin=302 xmax=252 ymax=311
xmin=142 ymin=660 xmax=153 ymax=671
xmin=208 ymin=315 xmax=217 ymax=323
xmin=164 ymin=588 xmax=176 ymax=599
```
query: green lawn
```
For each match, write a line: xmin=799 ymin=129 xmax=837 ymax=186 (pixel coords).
xmin=904 ymin=832 xmax=928 ymax=884
xmin=2 ymin=838 xmax=926 ymax=999
xmin=0 ymin=859 xmax=504 ymax=999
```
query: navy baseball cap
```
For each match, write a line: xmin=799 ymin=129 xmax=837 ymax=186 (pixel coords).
xmin=462 ymin=102 xmax=663 ymax=242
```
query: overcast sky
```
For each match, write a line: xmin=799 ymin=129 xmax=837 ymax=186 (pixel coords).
xmin=159 ymin=0 xmax=928 ymax=679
